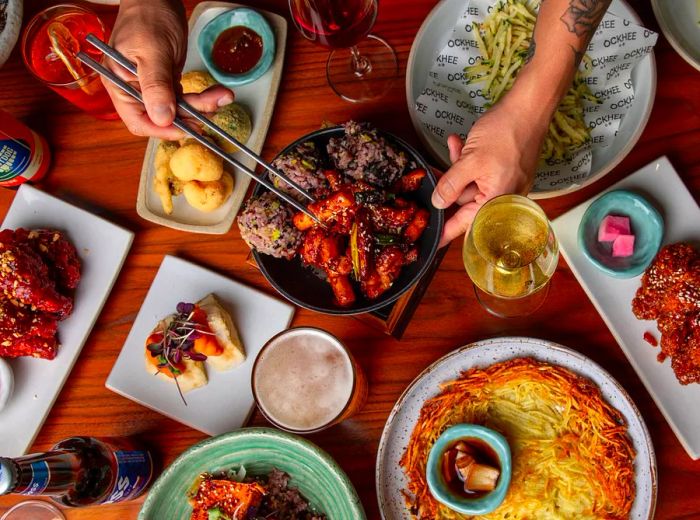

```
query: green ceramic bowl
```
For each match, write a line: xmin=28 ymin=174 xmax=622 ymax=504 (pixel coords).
xmin=578 ymin=189 xmax=664 ymax=279
xmin=138 ymin=427 xmax=365 ymax=520
xmin=197 ymin=8 xmax=275 ymax=87
xmin=426 ymin=424 xmax=512 ymax=515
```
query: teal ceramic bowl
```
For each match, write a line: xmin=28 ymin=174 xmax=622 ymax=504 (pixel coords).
xmin=578 ymin=189 xmax=664 ymax=279
xmin=197 ymin=8 xmax=275 ymax=87
xmin=138 ymin=427 xmax=365 ymax=520
xmin=426 ymin=424 xmax=512 ymax=515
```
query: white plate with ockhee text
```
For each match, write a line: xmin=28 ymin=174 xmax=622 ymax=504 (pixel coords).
xmin=105 ymin=255 xmax=294 ymax=435
xmin=0 ymin=184 xmax=133 ymax=457
xmin=136 ymin=2 xmax=287 ymax=234
xmin=406 ymin=0 xmax=656 ymax=199
xmin=552 ymin=156 xmax=700 ymax=459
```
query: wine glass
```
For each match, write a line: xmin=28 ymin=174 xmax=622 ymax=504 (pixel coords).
xmin=289 ymin=0 xmax=398 ymax=103
xmin=462 ymin=195 xmax=559 ymax=318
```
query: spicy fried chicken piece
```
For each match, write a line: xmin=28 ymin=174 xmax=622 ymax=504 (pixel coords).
xmin=21 ymin=229 xmax=81 ymax=291
xmin=391 ymin=168 xmax=427 ymax=193
xmin=632 ymin=243 xmax=700 ymax=385
xmin=403 ymin=208 xmax=430 ymax=243
xmin=189 ymin=477 xmax=265 ymax=520
xmin=0 ymin=300 xmax=58 ymax=338
xmin=0 ymin=230 xmax=72 ymax=318
xmin=0 ymin=334 xmax=59 ymax=360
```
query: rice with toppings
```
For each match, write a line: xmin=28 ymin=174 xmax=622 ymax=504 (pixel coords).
xmin=326 ymin=121 xmax=408 ymax=188
xmin=237 ymin=193 xmax=301 ymax=259
xmin=271 ymin=141 xmax=328 ymax=199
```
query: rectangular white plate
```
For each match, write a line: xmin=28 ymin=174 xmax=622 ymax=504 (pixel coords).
xmin=136 ymin=2 xmax=287 ymax=234
xmin=552 ymin=156 xmax=700 ymax=459
xmin=0 ymin=185 xmax=134 ymax=456
xmin=106 ymin=255 xmax=294 ymax=435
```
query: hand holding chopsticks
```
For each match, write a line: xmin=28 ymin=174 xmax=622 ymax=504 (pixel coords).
xmin=77 ymin=34 xmax=322 ymax=225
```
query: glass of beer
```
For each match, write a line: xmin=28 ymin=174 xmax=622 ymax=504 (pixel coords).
xmin=462 ymin=194 xmax=559 ymax=317
xmin=252 ymin=327 xmax=367 ymax=434
xmin=21 ymin=4 xmax=117 ymax=119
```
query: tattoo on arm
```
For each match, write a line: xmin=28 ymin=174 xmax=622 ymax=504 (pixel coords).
xmin=525 ymin=38 xmax=536 ymax=63
xmin=560 ymin=0 xmax=607 ymax=66
xmin=569 ymin=44 xmax=584 ymax=67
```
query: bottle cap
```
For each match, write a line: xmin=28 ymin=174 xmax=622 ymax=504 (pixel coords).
xmin=0 ymin=457 xmax=17 ymax=495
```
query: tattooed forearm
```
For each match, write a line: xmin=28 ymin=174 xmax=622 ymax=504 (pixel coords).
xmin=560 ymin=0 xmax=607 ymax=66
xmin=560 ymin=0 xmax=607 ymax=40
xmin=569 ymin=44 xmax=584 ymax=67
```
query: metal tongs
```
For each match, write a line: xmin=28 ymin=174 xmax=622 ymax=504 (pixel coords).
xmin=76 ymin=34 xmax=322 ymax=225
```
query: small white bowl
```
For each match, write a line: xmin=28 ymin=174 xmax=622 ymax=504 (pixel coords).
xmin=0 ymin=358 xmax=14 ymax=412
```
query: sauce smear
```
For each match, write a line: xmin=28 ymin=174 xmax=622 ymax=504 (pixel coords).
xmin=211 ymin=26 xmax=263 ymax=74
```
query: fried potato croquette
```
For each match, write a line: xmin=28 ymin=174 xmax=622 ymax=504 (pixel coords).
xmin=204 ymin=102 xmax=253 ymax=154
xmin=182 ymin=172 xmax=234 ymax=212
xmin=169 ymin=139 xmax=224 ymax=182
xmin=180 ymin=70 xmax=218 ymax=94
xmin=154 ymin=140 xmax=180 ymax=214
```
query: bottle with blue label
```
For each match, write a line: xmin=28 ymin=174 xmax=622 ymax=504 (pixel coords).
xmin=0 ymin=109 xmax=51 ymax=188
xmin=0 ymin=437 xmax=154 ymax=506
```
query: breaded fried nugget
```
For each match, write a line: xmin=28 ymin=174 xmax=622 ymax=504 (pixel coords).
xmin=170 ymin=139 xmax=224 ymax=182
xmin=182 ymin=172 xmax=234 ymax=212
xmin=180 ymin=70 xmax=217 ymax=94
xmin=154 ymin=140 xmax=180 ymax=214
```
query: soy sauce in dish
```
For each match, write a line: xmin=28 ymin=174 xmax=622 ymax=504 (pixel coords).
xmin=211 ymin=26 xmax=264 ymax=74
xmin=441 ymin=438 xmax=501 ymax=498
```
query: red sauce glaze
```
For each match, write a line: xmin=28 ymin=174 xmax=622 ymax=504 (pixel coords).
xmin=643 ymin=331 xmax=658 ymax=347
xmin=211 ymin=26 xmax=263 ymax=74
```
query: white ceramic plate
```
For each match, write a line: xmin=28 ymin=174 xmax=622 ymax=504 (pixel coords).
xmin=552 ymin=156 xmax=700 ymax=459
xmin=0 ymin=185 xmax=134 ymax=457
xmin=106 ymin=255 xmax=294 ymax=435
xmin=652 ymin=0 xmax=700 ymax=72
xmin=376 ymin=337 xmax=657 ymax=519
xmin=136 ymin=2 xmax=287 ymax=234
xmin=406 ymin=0 xmax=656 ymax=199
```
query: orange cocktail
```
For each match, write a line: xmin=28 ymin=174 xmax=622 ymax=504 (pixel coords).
xmin=22 ymin=4 xmax=117 ymax=119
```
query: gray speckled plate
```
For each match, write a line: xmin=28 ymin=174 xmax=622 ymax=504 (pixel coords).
xmin=376 ymin=337 xmax=657 ymax=519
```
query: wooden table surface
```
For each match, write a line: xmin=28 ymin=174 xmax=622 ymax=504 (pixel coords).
xmin=1 ymin=0 xmax=699 ymax=518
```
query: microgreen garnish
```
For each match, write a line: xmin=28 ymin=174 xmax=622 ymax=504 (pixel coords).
xmin=149 ymin=301 xmax=215 ymax=405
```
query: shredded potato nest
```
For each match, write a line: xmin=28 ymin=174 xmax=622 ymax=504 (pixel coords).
xmin=464 ymin=0 xmax=600 ymax=163
xmin=400 ymin=358 xmax=636 ymax=519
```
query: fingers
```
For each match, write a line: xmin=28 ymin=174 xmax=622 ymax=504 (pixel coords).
xmin=431 ymin=159 xmax=479 ymax=209
xmin=439 ymin=202 xmax=481 ymax=248
xmin=182 ymin=85 xmax=234 ymax=113
xmin=447 ymin=134 xmax=463 ymax=164
xmin=134 ymin=52 xmax=177 ymax=127
xmin=456 ymin=182 xmax=479 ymax=206
xmin=103 ymin=61 xmax=184 ymax=140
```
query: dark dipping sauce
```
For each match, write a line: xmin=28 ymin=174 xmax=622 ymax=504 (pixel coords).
xmin=211 ymin=26 xmax=263 ymax=74
xmin=442 ymin=438 xmax=501 ymax=499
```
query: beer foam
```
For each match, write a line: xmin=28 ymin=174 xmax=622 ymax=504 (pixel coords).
xmin=254 ymin=330 xmax=354 ymax=431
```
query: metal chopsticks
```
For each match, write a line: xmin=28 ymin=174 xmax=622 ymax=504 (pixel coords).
xmin=76 ymin=40 xmax=322 ymax=226
xmin=84 ymin=35 xmax=315 ymax=205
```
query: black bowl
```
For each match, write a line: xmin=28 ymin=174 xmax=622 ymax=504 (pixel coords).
xmin=251 ymin=126 xmax=444 ymax=315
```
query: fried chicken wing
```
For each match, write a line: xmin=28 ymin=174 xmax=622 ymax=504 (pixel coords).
xmin=0 ymin=333 xmax=59 ymax=360
xmin=18 ymin=229 xmax=81 ymax=291
xmin=632 ymin=243 xmax=700 ymax=385
xmin=0 ymin=230 xmax=72 ymax=318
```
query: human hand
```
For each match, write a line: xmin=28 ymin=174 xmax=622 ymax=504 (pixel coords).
xmin=431 ymin=92 xmax=549 ymax=248
xmin=105 ymin=0 xmax=234 ymax=139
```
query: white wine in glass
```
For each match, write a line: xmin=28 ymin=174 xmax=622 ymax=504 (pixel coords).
xmin=463 ymin=194 xmax=559 ymax=317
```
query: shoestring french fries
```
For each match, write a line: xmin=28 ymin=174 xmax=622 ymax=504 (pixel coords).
xmin=464 ymin=0 xmax=600 ymax=162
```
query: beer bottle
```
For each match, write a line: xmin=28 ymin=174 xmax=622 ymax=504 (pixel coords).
xmin=0 ymin=437 xmax=153 ymax=506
